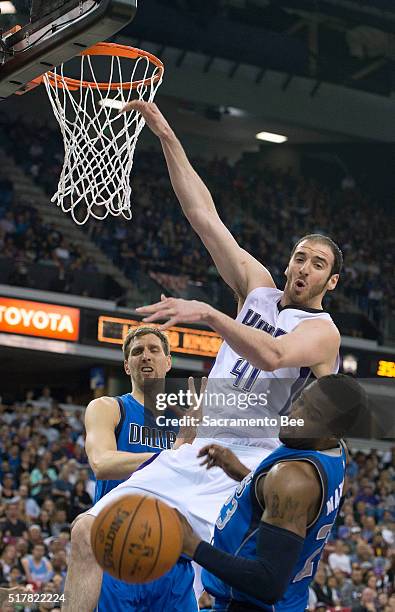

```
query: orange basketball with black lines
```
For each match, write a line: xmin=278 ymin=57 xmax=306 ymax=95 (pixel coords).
xmin=91 ymin=494 xmax=183 ymax=583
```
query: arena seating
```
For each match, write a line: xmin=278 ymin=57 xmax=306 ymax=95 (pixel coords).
xmin=0 ymin=113 xmax=393 ymax=338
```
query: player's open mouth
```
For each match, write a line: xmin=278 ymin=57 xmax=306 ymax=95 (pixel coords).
xmin=295 ymin=279 xmax=306 ymax=289
xmin=141 ymin=367 xmax=154 ymax=373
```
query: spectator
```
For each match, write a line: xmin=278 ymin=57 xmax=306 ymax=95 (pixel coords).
xmin=50 ymin=509 xmax=69 ymax=538
xmin=340 ymin=567 xmax=367 ymax=606
xmin=37 ymin=387 xmax=53 ymax=409
xmin=50 ymin=441 xmax=68 ymax=471
xmin=7 ymin=565 xmax=23 ymax=587
xmin=7 ymin=445 xmax=20 ymax=475
xmin=41 ymin=499 xmax=55 ymax=518
xmin=21 ymin=543 xmax=53 ymax=588
xmin=30 ymin=458 xmax=57 ymax=501
xmin=69 ymin=480 xmax=92 ymax=522
xmin=0 ymin=475 xmax=16 ymax=501
xmin=15 ymin=537 xmax=28 ymax=561
xmin=78 ymin=468 xmax=95 ymax=500
xmin=52 ymin=466 xmax=73 ymax=504
xmin=0 ymin=545 xmax=17 ymax=582
xmin=355 ymin=485 xmax=380 ymax=508
xmin=0 ymin=502 xmax=27 ymax=539
xmin=327 ymin=574 xmax=342 ymax=606
xmin=26 ymin=524 xmax=44 ymax=550
xmin=52 ymin=571 xmax=65 ymax=596
xmin=67 ymin=410 xmax=84 ymax=435
xmin=338 ymin=514 xmax=357 ymax=540
xmin=328 ymin=540 xmax=352 ymax=575
xmin=352 ymin=586 xmax=378 ymax=611
xmin=50 ymin=550 xmax=68 ymax=580
xmin=351 ymin=542 xmax=374 ymax=570
xmin=312 ymin=567 xmax=335 ymax=606
xmin=17 ymin=484 xmax=41 ymax=520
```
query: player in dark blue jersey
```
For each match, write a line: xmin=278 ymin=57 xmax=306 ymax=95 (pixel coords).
xmin=64 ymin=326 xmax=205 ymax=612
xmin=178 ymin=374 xmax=368 ymax=611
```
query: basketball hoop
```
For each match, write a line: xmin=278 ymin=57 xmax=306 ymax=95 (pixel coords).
xmin=34 ymin=42 xmax=164 ymax=225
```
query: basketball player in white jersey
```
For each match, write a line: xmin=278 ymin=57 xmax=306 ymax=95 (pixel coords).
xmin=64 ymin=101 xmax=342 ymax=611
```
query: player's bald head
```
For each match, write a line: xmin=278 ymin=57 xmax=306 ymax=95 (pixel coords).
xmin=314 ymin=374 xmax=368 ymax=436
xmin=317 ymin=374 xmax=366 ymax=408
xmin=280 ymin=374 xmax=369 ymax=446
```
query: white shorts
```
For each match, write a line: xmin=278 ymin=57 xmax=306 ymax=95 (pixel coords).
xmin=87 ymin=439 xmax=271 ymax=541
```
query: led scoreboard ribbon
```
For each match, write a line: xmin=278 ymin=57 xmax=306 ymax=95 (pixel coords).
xmin=98 ymin=315 xmax=222 ymax=359
xmin=1 ymin=293 xmax=394 ymax=373
xmin=377 ymin=360 xmax=395 ymax=378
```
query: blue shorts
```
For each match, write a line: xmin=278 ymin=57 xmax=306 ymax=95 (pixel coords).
xmin=97 ymin=558 xmax=198 ymax=612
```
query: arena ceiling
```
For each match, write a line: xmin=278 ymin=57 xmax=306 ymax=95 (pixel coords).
xmin=1 ymin=1 xmax=393 ymax=98
xmin=121 ymin=0 xmax=395 ymax=98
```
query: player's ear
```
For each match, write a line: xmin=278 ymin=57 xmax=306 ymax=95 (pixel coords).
xmin=284 ymin=266 xmax=289 ymax=278
xmin=124 ymin=359 xmax=131 ymax=375
xmin=327 ymin=274 xmax=339 ymax=291
xmin=166 ymin=355 xmax=172 ymax=372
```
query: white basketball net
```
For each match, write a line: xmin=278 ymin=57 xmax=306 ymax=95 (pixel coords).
xmin=43 ymin=49 xmax=163 ymax=225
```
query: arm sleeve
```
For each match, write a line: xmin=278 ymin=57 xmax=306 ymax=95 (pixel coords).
xmin=194 ymin=521 xmax=304 ymax=605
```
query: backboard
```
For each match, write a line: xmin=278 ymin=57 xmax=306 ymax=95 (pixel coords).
xmin=0 ymin=0 xmax=137 ymax=100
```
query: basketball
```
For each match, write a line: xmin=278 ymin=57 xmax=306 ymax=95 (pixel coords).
xmin=91 ymin=494 xmax=183 ymax=583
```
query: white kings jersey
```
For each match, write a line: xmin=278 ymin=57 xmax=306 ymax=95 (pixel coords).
xmin=199 ymin=286 xmax=339 ymax=450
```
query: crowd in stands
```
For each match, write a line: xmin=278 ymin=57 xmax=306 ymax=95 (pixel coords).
xmin=0 ymin=172 xmax=111 ymax=299
xmin=306 ymin=447 xmax=395 ymax=611
xmin=0 ymin=388 xmax=89 ymax=610
xmin=0 ymin=114 xmax=394 ymax=332
xmin=0 ymin=387 xmax=393 ymax=610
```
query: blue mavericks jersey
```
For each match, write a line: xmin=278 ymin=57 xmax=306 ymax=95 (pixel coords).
xmin=95 ymin=396 xmax=194 ymax=612
xmin=202 ymin=443 xmax=346 ymax=611
xmin=94 ymin=394 xmax=179 ymax=503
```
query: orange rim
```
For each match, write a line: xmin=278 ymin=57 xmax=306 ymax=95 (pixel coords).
xmin=34 ymin=42 xmax=164 ymax=91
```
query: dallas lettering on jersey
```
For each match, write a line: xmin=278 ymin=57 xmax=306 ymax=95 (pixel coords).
xmin=129 ymin=423 xmax=176 ymax=450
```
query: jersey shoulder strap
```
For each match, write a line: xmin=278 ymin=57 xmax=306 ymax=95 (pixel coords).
xmin=114 ymin=396 xmax=126 ymax=441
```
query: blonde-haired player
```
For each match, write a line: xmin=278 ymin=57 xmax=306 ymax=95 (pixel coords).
xmin=65 ymin=326 xmax=205 ymax=612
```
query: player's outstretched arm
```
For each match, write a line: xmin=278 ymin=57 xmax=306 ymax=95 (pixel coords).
xmin=121 ymin=101 xmax=274 ymax=299
xmin=137 ymin=297 xmax=340 ymax=373
xmin=85 ymin=397 xmax=155 ymax=480
xmin=204 ymin=307 xmax=340 ymax=373
xmin=180 ymin=462 xmax=319 ymax=605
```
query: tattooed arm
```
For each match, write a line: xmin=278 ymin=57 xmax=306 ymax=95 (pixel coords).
xmin=181 ymin=460 xmax=322 ymax=605
xmin=259 ymin=460 xmax=322 ymax=537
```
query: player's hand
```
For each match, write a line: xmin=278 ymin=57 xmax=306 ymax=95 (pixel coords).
xmin=174 ymin=376 xmax=208 ymax=446
xmin=136 ymin=294 xmax=214 ymax=331
xmin=198 ymin=444 xmax=250 ymax=482
xmin=199 ymin=591 xmax=214 ymax=610
xmin=176 ymin=512 xmax=202 ymax=558
xmin=185 ymin=375 xmax=207 ymax=422
xmin=119 ymin=101 xmax=172 ymax=139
